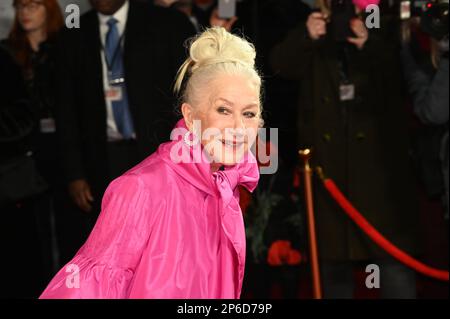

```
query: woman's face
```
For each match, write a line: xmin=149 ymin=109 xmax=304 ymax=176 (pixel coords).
xmin=184 ymin=73 xmax=261 ymax=166
xmin=15 ymin=0 xmax=47 ymax=34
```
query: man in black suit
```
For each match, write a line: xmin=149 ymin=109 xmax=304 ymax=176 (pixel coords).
xmin=55 ymin=0 xmax=195 ymax=263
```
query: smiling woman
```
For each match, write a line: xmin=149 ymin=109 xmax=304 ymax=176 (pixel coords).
xmin=175 ymin=27 xmax=263 ymax=169
xmin=40 ymin=27 xmax=263 ymax=299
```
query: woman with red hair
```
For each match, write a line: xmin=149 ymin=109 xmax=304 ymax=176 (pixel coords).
xmin=1 ymin=0 xmax=64 ymax=297
xmin=6 ymin=0 xmax=63 ymax=73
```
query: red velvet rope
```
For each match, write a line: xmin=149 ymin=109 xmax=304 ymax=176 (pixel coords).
xmin=322 ymin=178 xmax=449 ymax=282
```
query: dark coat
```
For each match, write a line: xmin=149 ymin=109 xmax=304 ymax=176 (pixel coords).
xmin=1 ymin=38 xmax=62 ymax=187
xmin=270 ymin=17 xmax=420 ymax=261
xmin=0 ymin=46 xmax=34 ymax=161
xmin=55 ymin=2 xmax=196 ymax=199
xmin=401 ymin=42 xmax=449 ymax=218
xmin=0 ymin=46 xmax=48 ymax=204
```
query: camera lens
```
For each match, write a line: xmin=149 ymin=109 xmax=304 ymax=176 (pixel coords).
xmin=421 ymin=1 xmax=449 ymax=39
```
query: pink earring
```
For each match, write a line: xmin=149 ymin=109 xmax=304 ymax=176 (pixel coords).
xmin=183 ymin=130 xmax=199 ymax=147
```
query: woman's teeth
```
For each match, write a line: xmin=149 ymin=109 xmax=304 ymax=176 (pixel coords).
xmin=222 ymin=140 xmax=243 ymax=147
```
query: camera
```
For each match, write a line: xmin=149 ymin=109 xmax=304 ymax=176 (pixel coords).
xmin=218 ymin=0 xmax=237 ymax=19
xmin=401 ymin=0 xmax=449 ymax=39
xmin=421 ymin=0 xmax=449 ymax=39
xmin=400 ymin=0 xmax=430 ymax=19
xmin=330 ymin=0 xmax=356 ymax=42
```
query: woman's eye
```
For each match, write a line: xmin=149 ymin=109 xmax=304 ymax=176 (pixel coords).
xmin=243 ymin=111 xmax=257 ymax=119
xmin=217 ymin=106 xmax=231 ymax=115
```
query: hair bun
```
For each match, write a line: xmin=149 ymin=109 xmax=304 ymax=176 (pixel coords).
xmin=189 ymin=27 xmax=256 ymax=72
xmin=174 ymin=27 xmax=258 ymax=94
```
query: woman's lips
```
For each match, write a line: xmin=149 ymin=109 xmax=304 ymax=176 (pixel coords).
xmin=221 ymin=139 xmax=245 ymax=148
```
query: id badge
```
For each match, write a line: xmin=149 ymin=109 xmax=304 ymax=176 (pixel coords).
xmin=40 ymin=118 xmax=56 ymax=133
xmin=400 ymin=1 xmax=411 ymax=20
xmin=339 ymin=83 xmax=355 ymax=101
xmin=105 ymin=86 xmax=123 ymax=102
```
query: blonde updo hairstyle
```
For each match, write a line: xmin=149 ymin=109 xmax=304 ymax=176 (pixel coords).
xmin=174 ymin=27 xmax=263 ymax=122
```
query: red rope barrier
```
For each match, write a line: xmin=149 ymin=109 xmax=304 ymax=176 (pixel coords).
xmin=322 ymin=178 xmax=449 ymax=282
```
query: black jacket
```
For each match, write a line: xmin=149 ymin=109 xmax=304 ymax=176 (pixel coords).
xmin=402 ymin=40 xmax=449 ymax=217
xmin=0 ymin=46 xmax=48 ymax=203
xmin=0 ymin=46 xmax=34 ymax=161
xmin=1 ymin=38 xmax=61 ymax=185
xmin=55 ymin=2 xmax=196 ymax=195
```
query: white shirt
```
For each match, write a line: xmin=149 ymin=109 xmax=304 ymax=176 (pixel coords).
xmin=98 ymin=0 xmax=132 ymax=141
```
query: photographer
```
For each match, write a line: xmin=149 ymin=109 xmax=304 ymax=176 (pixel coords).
xmin=154 ymin=0 xmax=238 ymax=32
xmin=400 ymin=0 xmax=449 ymax=219
xmin=270 ymin=0 xmax=420 ymax=298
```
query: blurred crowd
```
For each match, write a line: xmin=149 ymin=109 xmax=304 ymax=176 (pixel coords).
xmin=0 ymin=0 xmax=448 ymax=299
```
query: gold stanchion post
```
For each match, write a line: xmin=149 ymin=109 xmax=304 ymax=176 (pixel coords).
xmin=299 ymin=149 xmax=323 ymax=299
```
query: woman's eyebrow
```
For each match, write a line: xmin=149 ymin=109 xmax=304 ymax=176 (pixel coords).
xmin=216 ymin=97 xmax=234 ymax=106
xmin=216 ymin=98 xmax=259 ymax=109
xmin=243 ymin=103 xmax=259 ymax=110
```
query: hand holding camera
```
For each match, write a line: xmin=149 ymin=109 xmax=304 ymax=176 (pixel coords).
xmin=347 ymin=18 xmax=369 ymax=49
xmin=210 ymin=8 xmax=238 ymax=31
xmin=306 ymin=11 xmax=368 ymax=49
xmin=306 ymin=12 xmax=328 ymax=40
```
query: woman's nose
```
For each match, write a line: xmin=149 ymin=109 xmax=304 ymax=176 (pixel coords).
xmin=232 ymin=114 xmax=246 ymax=130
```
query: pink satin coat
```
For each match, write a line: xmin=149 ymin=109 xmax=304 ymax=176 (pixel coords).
xmin=39 ymin=119 xmax=259 ymax=299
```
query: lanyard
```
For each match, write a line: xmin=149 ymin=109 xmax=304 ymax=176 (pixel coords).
xmin=337 ymin=43 xmax=351 ymax=84
xmin=101 ymin=32 xmax=125 ymax=85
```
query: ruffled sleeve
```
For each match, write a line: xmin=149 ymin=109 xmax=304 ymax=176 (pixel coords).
xmin=40 ymin=174 xmax=153 ymax=299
